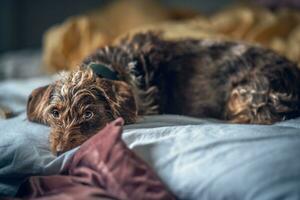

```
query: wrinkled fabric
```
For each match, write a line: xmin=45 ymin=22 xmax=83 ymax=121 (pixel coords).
xmin=13 ymin=118 xmax=175 ymax=200
xmin=1 ymin=77 xmax=300 ymax=200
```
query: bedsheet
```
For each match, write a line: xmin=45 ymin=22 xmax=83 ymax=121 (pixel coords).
xmin=0 ymin=77 xmax=300 ymax=199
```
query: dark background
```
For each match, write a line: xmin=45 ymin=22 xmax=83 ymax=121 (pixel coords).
xmin=0 ymin=0 xmax=234 ymax=54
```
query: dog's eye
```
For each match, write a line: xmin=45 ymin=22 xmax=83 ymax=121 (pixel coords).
xmin=51 ymin=109 xmax=60 ymax=118
xmin=83 ymin=111 xmax=94 ymax=120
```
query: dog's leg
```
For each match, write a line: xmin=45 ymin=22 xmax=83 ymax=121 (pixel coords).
xmin=225 ymin=79 xmax=300 ymax=124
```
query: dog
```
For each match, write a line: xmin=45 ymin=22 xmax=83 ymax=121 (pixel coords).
xmin=27 ymin=32 xmax=300 ymax=155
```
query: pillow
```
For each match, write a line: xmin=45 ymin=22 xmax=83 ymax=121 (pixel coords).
xmin=123 ymin=116 xmax=300 ymax=200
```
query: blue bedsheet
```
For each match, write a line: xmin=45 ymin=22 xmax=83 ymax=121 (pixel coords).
xmin=0 ymin=77 xmax=300 ymax=199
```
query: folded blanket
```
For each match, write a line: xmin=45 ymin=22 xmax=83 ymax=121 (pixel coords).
xmin=12 ymin=118 xmax=175 ymax=200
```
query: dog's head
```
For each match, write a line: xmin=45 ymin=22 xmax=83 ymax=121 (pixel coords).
xmin=27 ymin=69 xmax=137 ymax=155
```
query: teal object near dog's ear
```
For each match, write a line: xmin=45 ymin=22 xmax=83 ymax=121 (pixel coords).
xmin=89 ymin=63 xmax=119 ymax=80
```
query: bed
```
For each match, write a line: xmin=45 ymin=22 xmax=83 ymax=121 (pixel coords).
xmin=1 ymin=50 xmax=300 ymax=199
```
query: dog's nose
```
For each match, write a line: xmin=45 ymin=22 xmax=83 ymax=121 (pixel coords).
xmin=56 ymin=151 xmax=63 ymax=156
xmin=56 ymin=144 xmax=64 ymax=156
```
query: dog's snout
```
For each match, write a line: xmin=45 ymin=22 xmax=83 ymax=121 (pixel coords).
xmin=55 ymin=143 xmax=64 ymax=156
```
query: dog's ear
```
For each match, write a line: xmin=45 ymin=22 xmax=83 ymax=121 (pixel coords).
xmin=27 ymin=85 xmax=53 ymax=125
xmin=97 ymin=78 xmax=138 ymax=124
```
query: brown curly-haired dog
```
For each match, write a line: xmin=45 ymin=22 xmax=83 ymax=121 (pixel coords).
xmin=27 ymin=32 xmax=300 ymax=155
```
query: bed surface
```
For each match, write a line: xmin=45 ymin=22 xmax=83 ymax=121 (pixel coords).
xmin=1 ymin=51 xmax=300 ymax=199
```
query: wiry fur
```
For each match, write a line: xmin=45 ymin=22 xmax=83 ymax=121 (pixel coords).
xmin=27 ymin=69 xmax=137 ymax=154
xmin=27 ymin=32 xmax=300 ymax=155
